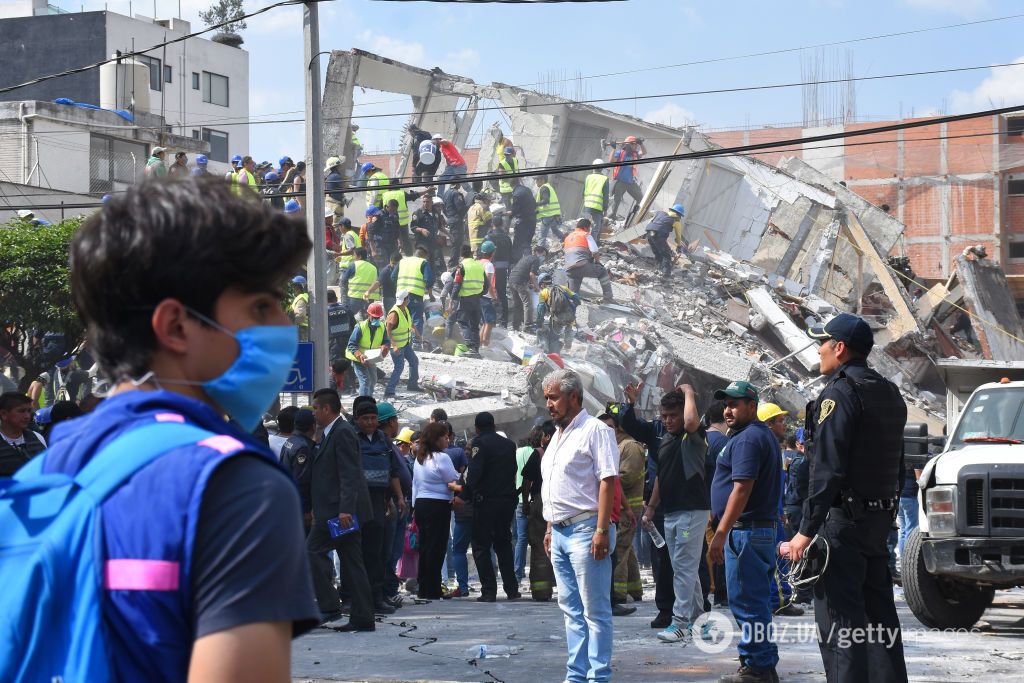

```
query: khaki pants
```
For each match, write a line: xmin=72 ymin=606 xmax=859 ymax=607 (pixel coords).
xmin=612 ymin=506 xmax=644 ymax=601
xmin=526 ymin=492 xmax=555 ymax=600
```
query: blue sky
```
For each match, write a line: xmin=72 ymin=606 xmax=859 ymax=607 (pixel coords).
xmin=74 ymin=0 xmax=1024 ymax=162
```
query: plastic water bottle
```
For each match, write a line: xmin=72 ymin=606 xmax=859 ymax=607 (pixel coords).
xmin=642 ymin=518 xmax=666 ymax=548
xmin=465 ymin=644 xmax=517 ymax=659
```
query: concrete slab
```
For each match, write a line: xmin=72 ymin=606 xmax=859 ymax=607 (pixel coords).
xmin=402 ymin=396 xmax=535 ymax=435
xmin=954 ymin=254 xmax=1024 ymax=361
xmin=377 ymin=352 xmax=531 ymax=397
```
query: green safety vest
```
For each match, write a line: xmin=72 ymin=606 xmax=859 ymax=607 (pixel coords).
xmin=289 ymin=292 xmax=309 ymax=328
xmin=459 ymin=258 xmax=485 ymax=297
xmin=396 ymin=256 xmax=427 ymax=297
xmin=233 ymin=168 xmax=258 ymax=196
xmin=347 ymin=260 xmax=380 ymax=301
xmin=389 ymin=304 xmax=412 ymax=349
xmin=366 ymin=171 xmax=390 ymax=206
xmin=498 ymin=156 xmax=519 ymax=194
xmin=338 ymin=231 xmax=362 ymax=270
xmin=536 ymin=182 xmax=561 ymax=219
xmin=346 ymin=319 xmax=386 ymax=362
xmin=582 ymin=173 xmax=608 ymax=212
xmin=381 ymin=188 xmax=410 ymax=227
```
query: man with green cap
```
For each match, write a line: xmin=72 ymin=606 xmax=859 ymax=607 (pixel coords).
xmin=706 ymin=380 xmax=781 ymax=683
xmin=478 ymin=240 xmax=499 ymax=347
xmin=375 ymin=401 xmax=412 ymax=608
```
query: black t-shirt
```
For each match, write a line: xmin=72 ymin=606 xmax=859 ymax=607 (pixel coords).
xmin=522 ymin=450 xmax=542 ymax=496
xmin=510 ymin=254 xmax=541 ymax=285
xmin=191 ymin=456 xmax=320 ymax=638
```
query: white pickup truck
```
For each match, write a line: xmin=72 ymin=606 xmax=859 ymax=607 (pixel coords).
xmin=903 ymin=360 xmax=1024 ymax=629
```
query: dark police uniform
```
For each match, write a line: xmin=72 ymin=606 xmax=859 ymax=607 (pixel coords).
xmin=801 ymin=359 xmax=908 ymax=683
xmin=280 ymin=432 xmax=315 ymax=523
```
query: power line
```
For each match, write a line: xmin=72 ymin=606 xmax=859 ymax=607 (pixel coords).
xmin=7 ymin=102 xmax=1023 ymax=209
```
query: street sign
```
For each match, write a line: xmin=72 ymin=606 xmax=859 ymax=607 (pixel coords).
xmin=283 ymin=341 xmax=314 ymax=393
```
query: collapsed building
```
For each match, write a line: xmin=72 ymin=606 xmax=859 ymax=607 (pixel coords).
xmin=325 ymin=49 xmax=1022 ymax=438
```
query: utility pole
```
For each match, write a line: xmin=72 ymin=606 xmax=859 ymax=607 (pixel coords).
xmin=303 ymin=2 xmax=328 ymax=392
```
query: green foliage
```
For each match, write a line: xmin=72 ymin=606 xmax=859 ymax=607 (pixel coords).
xmin=199 ymin=0 xmax=247 ymax=33
xmin=0 ymin=217 xmax=84 ymax=384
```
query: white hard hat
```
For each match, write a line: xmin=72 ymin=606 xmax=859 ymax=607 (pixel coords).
xmin=592 ymin=158 xmax=604 ymax=166
xmin=395 ymin=289 xmax=410 ymax=302
xmin=432 ymin=196 xmax=444 ymax=205
xmin=431 ymin=133 xmax=442 ymax=140
xmin=324 ymin=208 xmax=335 ymax=219
xmin=441 ymin=271 xmax=454 ymax=285
xmin=489 ymin=203 xmax=506 ymax=214
xmin=17 ymin=209 xmax=34 ymax=219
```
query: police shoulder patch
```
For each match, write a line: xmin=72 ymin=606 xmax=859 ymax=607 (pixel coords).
xmin=472 ymin=447 xmax=479 ymax=458
xmin=818 ymin=399 xmax=836 ymax=424
xmin=297 ymin=453 xmax=307 ymax=464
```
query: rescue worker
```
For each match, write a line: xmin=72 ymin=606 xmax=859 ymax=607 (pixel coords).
xmin=443 ymin=181 xmax=469 ymax=269
xmin=395 ymin=245 xmax=433 ymax=335
xmin=225 ymin=153 xmax=242 ymax=181
xmin=467 ymin=184 xmax=492 ymax=253
xmin=340 ymin=247 xmax=380 ymax=318
xmin=326 ymin=289 xmax=354 ymax=363
xmin=170 ymin=151 xmax=190 ymax=177
xmin=346 ymin=301 xmax=390 ymax=397
xmin=601 ymin=412 xmax=646 ymax=607
xmin=534 ymin=174 xmax=564 ymax=248
xmin=448 ymin=244 xmax=486 ymax=354
xmin=508 ymin=176 xmax=537 ymax=263
xmin=337 ymin=216 xmax=363 ymax=281
xmin=381 ymin=184 xmax=422 ymax=256
xmin=562 ymin=218 xmax=613 ymax=303
xmin=289 ymin=275 xmax=309 ymax=341
xmin=787 ymin=313 xmax=908 ymax=683
xmin=233 ymin=156 xmax=259 ymax=196
xmin=192 ymin=154 xmax=210 ymax=177
xmin=144 ymin=146 xmax=167 ymax=178
xmin=495 ymin=145 xmax=519 ymax=207
xmin=262 ymin=171 xmax=283 ymax=210
xmin=436 ymin=136 xmax=468 ymax=194
xmin=608 ymin=135 xmax=647 ymax=219
xmin=646 ymin=204 xmax=686 ymax=278
xmin=363 ymin=162 xmax=390 ymax=208
xmin=535 ymin=273 xmax=579 ymax=354
xmin=378 ymin=198 xmax=406 ymax=266
xmin=363 ymin=205 xmax=388 ymax=266
xmin=325 ymin=156 xmax=347 ymax=218
xmin=384 ymin=290 xmax=421 ymax=398
xmin=484 ymin=205 xmax=514 ymax=327
xmin=581 ymin=159 xmax=610 ymax=245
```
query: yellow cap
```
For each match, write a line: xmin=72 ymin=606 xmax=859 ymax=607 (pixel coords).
xmin=395 ymin=427 xmax=415 ymax=444
xmin=757 ymin=402 xmax=789 ymax=422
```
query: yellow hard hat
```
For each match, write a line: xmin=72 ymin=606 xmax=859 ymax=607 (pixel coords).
xmin=395 ymin=427 xmax=415 ymax=444
xmin=757 ymin=402 xmax=789 ymax=422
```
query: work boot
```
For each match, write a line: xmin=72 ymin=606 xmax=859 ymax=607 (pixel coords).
xmin=775 ymin=603 xmax=804 ymax=617
xmin=650 ymin=610 xmax=672 ymax=629
xmin=600 ymin=279 xmax=614 ymax=303
xmin=613 ymin=603 xmax=637 ymax=617
xmin=719 ymin=664 xmax=778 ymax=683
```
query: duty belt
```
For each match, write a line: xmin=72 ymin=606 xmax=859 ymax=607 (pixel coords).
xmin=555 ymin=510 xmax=598 ymax=528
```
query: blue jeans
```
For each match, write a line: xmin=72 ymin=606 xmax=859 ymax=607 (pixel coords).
xmin=352 ymin=363 xmax=378 ymax=397
xmin=513 ymin=503 xmax=529 ymax=581
xmin=583 ymin=209 xmax=604 ymax=245
xmin=385 ymin=344 xmax=419 ymax=395
xmin=898 ymin=495 xmax=919 ymax=560
xmin=436 ymin=163 xmax=468 ymax=194
xmin=769 ymin=520 xmax=792 ymax=608
xmin=550 ymin=515 xmax=616 ymax=683
xmin=450 ymin=518 xmax=473 ymax=592
xmin=407 ymin=294 xmax=425 ymax=336
xmin=538 ymin=215 xmax=564 ymax=247
xmin=725 ymin=527 xmax=779 ymax=671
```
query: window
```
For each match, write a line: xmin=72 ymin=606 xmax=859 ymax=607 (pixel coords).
xmin=202 ymin=128 xmax=229 ymax=162
xmin=1010 ymin=241 xmax=1024 ymax=259
xmin=1010 ymin=178 xmax=1024 ymax=196
xmin=89 ymin=135 xmax=147 ymax=193
xmin=1008 ymin=117 xmax=1024 ymax=137
xmin=136 ymin=55 xmax=162 ymax=92
xmin=202 ymin=71 xmax=229 ymax=107
xmin=192 ymin=72 xmax=200 ymax=90
xmin=192 ymin=129 xmax=200 ymax=139
xmin=163 ymin=65 xmax=172 ymax=84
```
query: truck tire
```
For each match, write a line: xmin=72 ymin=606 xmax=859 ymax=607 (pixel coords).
xmin=903 ymin=529 xmax=994 ymax=629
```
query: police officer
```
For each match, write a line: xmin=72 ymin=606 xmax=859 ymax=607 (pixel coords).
xmin=280 ymin=408 xmax=316 ymax=530
xmin=787 ymin=313 xmax=908 ymax=683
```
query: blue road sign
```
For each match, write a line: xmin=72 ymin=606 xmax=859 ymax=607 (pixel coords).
xmin=283 ymin=341 xmax=314 ymax=393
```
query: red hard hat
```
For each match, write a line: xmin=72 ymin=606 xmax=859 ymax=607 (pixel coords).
xmin=367 ymin=302 xmax=385 ymax=318
xmin=624 ymin=135 xmax=638 ymax=143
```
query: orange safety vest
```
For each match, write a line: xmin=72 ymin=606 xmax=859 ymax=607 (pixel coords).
xmin=563 ymin=229 xmax=591 ymax=250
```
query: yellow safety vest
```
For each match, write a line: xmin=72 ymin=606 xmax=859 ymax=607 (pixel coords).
xmin=233 ymin=169 xmax=258 ymax=196
xmin=289 ymin=292 xmax=309 ymax=328
xmin=388 ymin=304 xmax=412 ymax=349
xmin=459 ymin=258 xmax=485 ymax=297
xmin=536 ymin=182 xmax=561 ymax=219
xmin=347 ymin=260 xmax=380 ymax=301
xmin=338 ymin=231 xmax=362 ymax=270
xmin=468 ymin=203 xmax=491 ymax=250
xmin=366 ymin=171 xmax=390 ymax=206
xmin=396 ymin=256 xmax=427 ymax=297
xmin=583 ymin=173 xmax=608 ymax=212
xmin=381 ymin=188 xmax=410 ymax=227
xmin=498 ymin=156 xmax=519 ymax=194
xmin=345 ymin=319 xmax=386 ymax=362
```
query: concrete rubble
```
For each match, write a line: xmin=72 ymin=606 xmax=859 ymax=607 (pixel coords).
xmin=320 ymin=49 xmax=1024 ymax=433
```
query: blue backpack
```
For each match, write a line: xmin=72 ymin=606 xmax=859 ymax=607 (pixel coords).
xmin=0 ymin=422 xmax=215 ymax=682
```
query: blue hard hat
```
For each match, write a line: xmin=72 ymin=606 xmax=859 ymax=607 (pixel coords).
xmin=284 ymin=199 xmax=301 ymax=214
xmin=504 ymin=146 xmax=514 ymax=154
xmin=360 ymin=161 xmax=375 ymax=173
xmin=196 ymin=154 xmax=208 ymax=165
xmin=670 ymin=203 xmax=685 ymax=216
xmin=190 ymin=167 xmax=205 ymax=176
xmin=231 ymin=154 xmax=242 ymax=164
xmin=292 ymin=275 xmax=307 ymax=285
xmin=34 ymin=406 xmax=53 ymax=426
xmin=366 ymin=206 xmax=381 ymax=217
xmin=101 ymin=194 xmax=112 ymax=203
xmin=279 ymin=156 xmax=294 ymax=167
xmin=264 ymin=171 xmax=280 ymax=182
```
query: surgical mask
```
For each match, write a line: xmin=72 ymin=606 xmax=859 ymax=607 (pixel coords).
xmin=154 ymin=308 xmax=298 ymax=431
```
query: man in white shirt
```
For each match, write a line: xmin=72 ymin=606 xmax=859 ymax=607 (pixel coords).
xmin=541 ymin=369 xmax=620 ymax=683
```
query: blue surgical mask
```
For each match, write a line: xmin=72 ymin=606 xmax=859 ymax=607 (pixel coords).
xmin=177 ymin=309 xmax=298 ymax=431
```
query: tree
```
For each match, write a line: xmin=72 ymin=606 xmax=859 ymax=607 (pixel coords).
xmin=199 ymin=0 xmax=247 ymax=34
xmin=0 ymin=217 xmax=85 ymax=391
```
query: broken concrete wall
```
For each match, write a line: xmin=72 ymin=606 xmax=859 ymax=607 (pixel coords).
xmin=955 ymin=255 xmax=1024 ymax=361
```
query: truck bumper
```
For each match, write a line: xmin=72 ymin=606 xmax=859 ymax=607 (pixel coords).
xmin=923 ymin=537 xmax=1024 ymax=585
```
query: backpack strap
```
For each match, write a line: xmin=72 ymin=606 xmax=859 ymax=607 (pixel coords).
xmin=73 ymin=423 xmax=217 ymax=502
